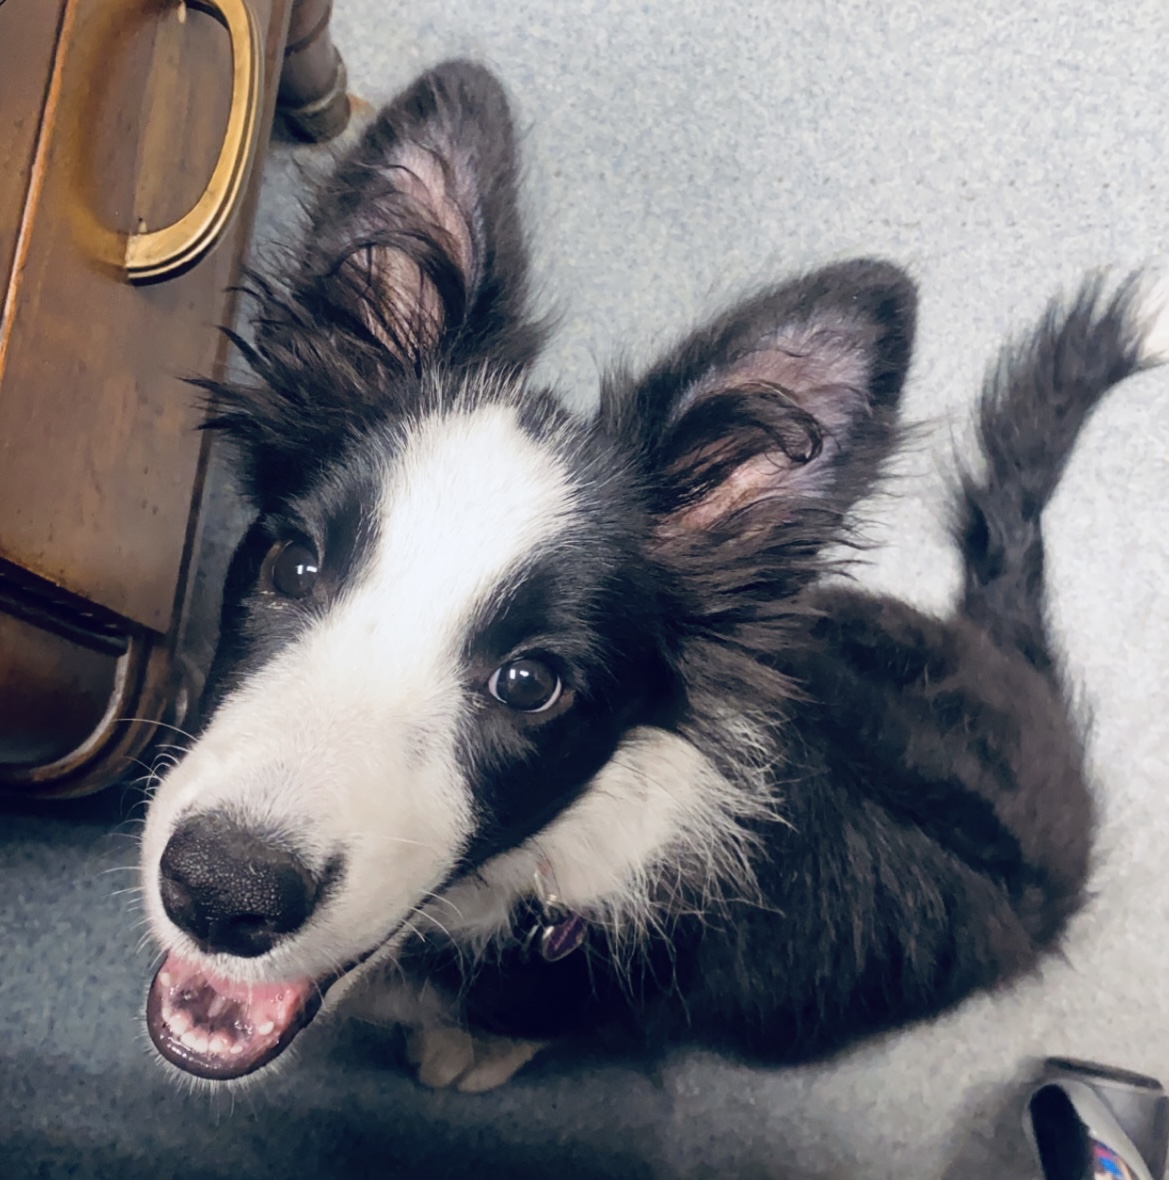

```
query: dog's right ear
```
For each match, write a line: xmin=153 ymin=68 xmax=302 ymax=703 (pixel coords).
xmin=206 ymin=62 xmax=542 ymax=504
xmin=292 ymin=59 xmax=536 ymax=370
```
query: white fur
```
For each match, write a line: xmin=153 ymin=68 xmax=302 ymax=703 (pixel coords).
xmin=424 ymin=720 xmax=777 ymax=956
xmin=335 ymin=713 xmax=778 ymax=1091
xmin=141 ymin=401 xmax=576 ymax=986
xmin=1136 ymin=264 xmax=1169 ymax=367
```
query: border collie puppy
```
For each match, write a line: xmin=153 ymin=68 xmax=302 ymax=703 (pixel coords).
xmin=138 ymin=61 xmax=1168 ymax=1090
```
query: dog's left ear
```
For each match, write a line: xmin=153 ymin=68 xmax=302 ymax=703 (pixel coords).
xmin=608 ymin=260 xmax=916 ymax=552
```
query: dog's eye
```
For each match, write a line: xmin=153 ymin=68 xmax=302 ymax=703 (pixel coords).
xmin=269 ymin=541 xmax=320 ymax=599
xmin=488 ymin=658 xmax=562 ymax=713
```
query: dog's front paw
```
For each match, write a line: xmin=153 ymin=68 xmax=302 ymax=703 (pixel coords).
xmin=403 ymin=1023 xmax=545 ymax=1093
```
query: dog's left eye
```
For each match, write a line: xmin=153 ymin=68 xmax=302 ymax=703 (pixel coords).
xmin=268 ymin=541 xmax=320 ymax=599
xmin=488 ymin=658 xmax=563 ymax=713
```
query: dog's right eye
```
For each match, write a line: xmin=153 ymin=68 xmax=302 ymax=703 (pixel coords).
xmin=267 ymin=541 xmax=320 ymax=599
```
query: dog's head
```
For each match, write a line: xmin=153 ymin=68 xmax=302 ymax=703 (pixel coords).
xmin=139 ymin=61 xmax=915 ymax=1080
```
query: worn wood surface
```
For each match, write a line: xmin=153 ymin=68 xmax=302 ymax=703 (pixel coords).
xmin=0 ymin=0 xmax=317 ymax=795
xmin=0 ymin=0 xmax=69 ymax=302
xmin=0 ymin=0 xmax=284 ymax=634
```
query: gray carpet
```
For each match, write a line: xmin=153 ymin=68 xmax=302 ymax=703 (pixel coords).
xmin=3 ymin=2 xmax=1168 ymax=1177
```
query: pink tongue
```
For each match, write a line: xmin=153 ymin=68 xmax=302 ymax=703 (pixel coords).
xmin=146 ymin=952 xmax=316 ymax=1080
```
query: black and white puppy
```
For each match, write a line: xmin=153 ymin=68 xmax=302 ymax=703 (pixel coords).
xmin=139 ymin=61 xmax=1168 ymax=1090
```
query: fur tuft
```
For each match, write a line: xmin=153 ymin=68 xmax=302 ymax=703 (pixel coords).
xmin=1136 ymin=264 xmax=1169 ymax=367
xmin=955 ymin=269 xmax=1159 ymax=672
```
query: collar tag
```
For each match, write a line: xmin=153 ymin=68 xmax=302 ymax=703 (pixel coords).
xmin=538 ymin=912 xmax=587 ymax=961
xmin=523 ymin=859 xmax=587 ymax=962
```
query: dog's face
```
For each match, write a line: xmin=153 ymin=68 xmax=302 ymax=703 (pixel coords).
xmin=139 ymin=62 xmax=914 ymax=1080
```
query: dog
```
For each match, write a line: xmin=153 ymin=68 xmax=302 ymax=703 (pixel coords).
xmin=138 ymin=60 xmax=1168 ymax=1092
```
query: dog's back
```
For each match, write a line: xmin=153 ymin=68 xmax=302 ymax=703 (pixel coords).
xmin=414 ymin=270 xmax=1169 ymax=1064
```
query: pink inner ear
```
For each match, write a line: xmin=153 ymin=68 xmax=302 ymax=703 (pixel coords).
xmin=676 ymin=452 xmax=797 ymax=529
xmin=683 ymin=321 xmax=870 ymax=433
xmin=671 ymin=323 xmax=872 ymax=531
xmin=350 ymin=144 xmax=478 ymax=360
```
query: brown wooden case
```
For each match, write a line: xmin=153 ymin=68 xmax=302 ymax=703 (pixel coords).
xmin=0 ymin=0 xmax=350 ymax=798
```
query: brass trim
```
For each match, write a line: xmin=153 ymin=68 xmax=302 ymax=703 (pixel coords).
xmin=123 ymin=0 xmax=262 ymax=281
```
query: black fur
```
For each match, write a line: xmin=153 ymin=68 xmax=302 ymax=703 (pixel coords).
xmin=187 ymin=61 xmax=1159 ymax=1071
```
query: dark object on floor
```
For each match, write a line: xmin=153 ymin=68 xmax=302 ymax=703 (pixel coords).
xmin=1026 ymin=1058 xmax=1169 ymax=1180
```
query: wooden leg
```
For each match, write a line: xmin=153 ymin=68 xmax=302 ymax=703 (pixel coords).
xmin=277 ymin=0 xmax=351 ymax=143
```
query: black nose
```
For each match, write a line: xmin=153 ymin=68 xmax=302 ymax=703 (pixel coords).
xmin=158 ymin=813 xmax=322 ymax=957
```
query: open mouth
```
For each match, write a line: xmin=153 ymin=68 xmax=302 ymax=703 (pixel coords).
xmin=145 ymin=953 xmax=328 ymax=1080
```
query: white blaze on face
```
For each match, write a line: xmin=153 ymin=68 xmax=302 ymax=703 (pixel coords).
xmin=141 ymin=402 xmax=576 ymax=984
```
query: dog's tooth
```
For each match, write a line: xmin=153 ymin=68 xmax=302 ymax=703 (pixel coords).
xmin=208 ymin=995 xmax=229 ymax=1019
xmin=159 ymin=971 xmax=173 ymax=989
xmin=182 ymin=1028 xmax=210 ymax=1054
xmin=256 ymin=1020 xmax=275 ymax=1037
xmin=230 ymin=1042 xmax=245 ymax=1056
xmin=209 ymin=1033 xmax=231 ymax=1056
xmin=167 ymin=1009 xmax=193 ymax=1037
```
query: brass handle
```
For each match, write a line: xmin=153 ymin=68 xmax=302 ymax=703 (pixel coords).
xmin=124 ymin=0 xmax=262 ymax=282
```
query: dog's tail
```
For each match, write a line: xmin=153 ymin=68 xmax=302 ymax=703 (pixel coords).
xmin=955 ymin=267 xmax=1169 ymax=673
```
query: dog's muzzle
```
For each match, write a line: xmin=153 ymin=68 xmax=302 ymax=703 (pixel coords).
xmin=146 ymin=813 xmax=339 ymax=1079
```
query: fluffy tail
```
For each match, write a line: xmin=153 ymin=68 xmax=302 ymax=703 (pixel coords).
xmin=956 ymin=267 xmax=1169 ymax=673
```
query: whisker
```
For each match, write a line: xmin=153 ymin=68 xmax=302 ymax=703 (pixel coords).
xmin=153 ymin=743 xmax=190 ymax=756
xmin=380 ymin=835 xmax=438 ymax=851
xmin=417 ymin=889 xmax=464 ymax=921
xmin=409 ymin=905 xmax=451 ymax=941
xmin=114 ymin=718 xmax=200 ymax=744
